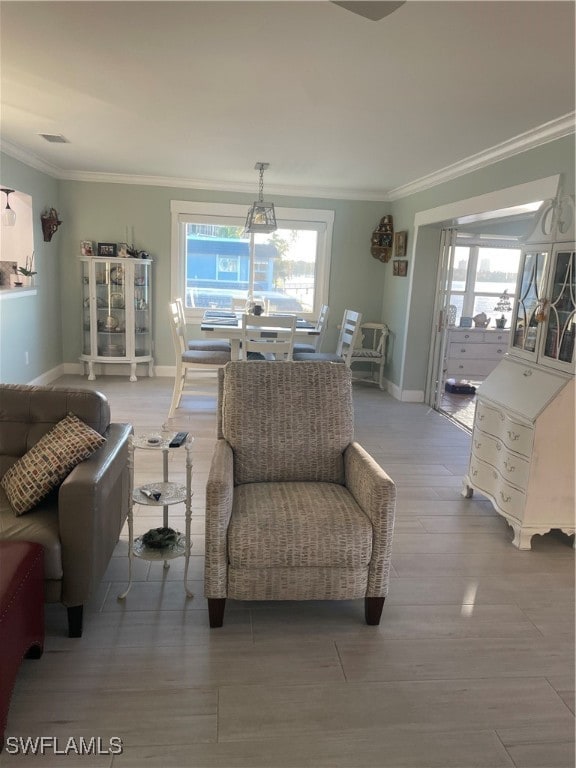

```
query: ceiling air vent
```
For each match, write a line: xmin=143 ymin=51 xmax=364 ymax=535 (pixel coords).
xmin=39 ymin=133 xmax=69 ymax=143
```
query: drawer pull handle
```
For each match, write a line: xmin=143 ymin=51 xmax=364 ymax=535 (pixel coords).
xmin=478 ymin=413 xmax=484 ymax=420
xmin=474 ymin=440 xmax=482 ymax=449
xmin=523 ymin=369 xmax=533 ymax=377
xmin=458 ymin=365 xmax=464 ymax=369
xmin=496 ymin=442 xmax=502 ymax=451
xmin=464 ymin=334 xmax=470 ymax=339
xmin=471 ymin=468 xmax=478 ymax=477
xmin=507 ymin=431 xmax=520 ymax=441
xmin=497 ymin=348 xmax=503 ymax=353
xmin=460 ymin=348 xmax=466 ymax=353
xmin=503 ymin=460 xmax=515 ymax=473
xmin=492 ymin=470 xmax=498 ymax=480
xmin=500 ymin=491 xmax=511 ymax=503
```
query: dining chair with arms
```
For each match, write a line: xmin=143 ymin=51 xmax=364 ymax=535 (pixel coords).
xmin=292 ymin=303 xmax=329 ymax=354
xmin=293 ymin=308 xmax=362 ymax=367
xmin=241 ymin=314 xmax=297 ymax=361
xmin=167 ymin=301 xmax=231 ymax=420
xmin=174 ymin=298 xmax=231 ymax=353
xmin=204 ymin=361 xmax=396 ymax=628
xmin=350 ymin=322 xmax=389 ymax=390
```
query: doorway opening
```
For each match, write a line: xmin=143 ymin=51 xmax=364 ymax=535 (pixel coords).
xmin=427 ymin=201 xmax=543 ymax=430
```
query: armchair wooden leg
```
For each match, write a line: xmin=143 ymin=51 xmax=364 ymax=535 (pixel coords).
xmin=365 ymin=596 xmax=385 ymax=625
xmin=208 ymin=598 xmax=226 ymax=628
xmin=67 ymin=605 xmax=84 ymax=638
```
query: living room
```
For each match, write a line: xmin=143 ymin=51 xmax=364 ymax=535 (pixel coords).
xmin=0 ymin=2 xmax=575 ymax=766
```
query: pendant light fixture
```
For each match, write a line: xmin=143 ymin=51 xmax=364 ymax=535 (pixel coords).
xmin=1 ymin=189 xmax=16 ymax=226
xmin=244 ymin=162 xmax=277 ymax=234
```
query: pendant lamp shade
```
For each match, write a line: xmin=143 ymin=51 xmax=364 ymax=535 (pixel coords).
xmin=244 ymin=163 xmax=277 ymax=234
xmin=1 ymin=189 xmax=16 ymax=226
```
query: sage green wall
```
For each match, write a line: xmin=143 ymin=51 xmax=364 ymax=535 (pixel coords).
xmin=0 ymin=153 xmax=62 ymax=383
xmin=58 ymin=182 xmax=389 ymax=367
xmin=388 ymin=135 xmax=576 ymax=394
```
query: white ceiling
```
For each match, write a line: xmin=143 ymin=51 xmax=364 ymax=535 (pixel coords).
xmin=1 ymin=1 xmax=574 ymax=200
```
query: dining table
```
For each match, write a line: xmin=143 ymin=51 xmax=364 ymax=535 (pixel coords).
xmin=200 ymin=310 xmax=319 ymax=360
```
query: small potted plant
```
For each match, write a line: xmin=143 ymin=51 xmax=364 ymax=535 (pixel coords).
xmin=494 ymin=289 xmax=512 ymax=328
xmin=16 ymin=252 xmax=37 ymax=286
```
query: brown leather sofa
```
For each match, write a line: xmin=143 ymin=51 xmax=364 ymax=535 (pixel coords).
xmin=0 ymin=384 xmax=132 ymax=637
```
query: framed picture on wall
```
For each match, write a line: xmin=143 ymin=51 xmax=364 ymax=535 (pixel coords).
xmin=394 ymin=230 xmax=408 ymax=259
xmin=393 ymin=259 xmax=408 ymax=277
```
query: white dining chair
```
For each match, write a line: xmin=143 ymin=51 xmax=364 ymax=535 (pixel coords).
xmin=293 ymin=308 xmax=362 ymax=367
xmin=293 ymin=303 xmax=329 ymax=354
xmin=167 ymin=301 xmax=231 ymax=420
xmin=241 ymin=314 xmax=297 ymax=361
xmin=174 ymin=298 xmax=232 ymax=353
xmin=350 ymin=322 xmax=389 ymax=390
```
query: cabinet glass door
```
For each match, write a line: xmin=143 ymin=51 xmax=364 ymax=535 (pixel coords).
xmin=95 ymin=260 xmax=127 ymax=358
xmin=510 ymin=248 xmax=549 ymax=360
xmin=540 ymin=245 xmax=575 ymax=371
xmin=81 ymin=261 xmax=92 ymax=355
xmin=134 ymin=261 xmax=152 ymax=357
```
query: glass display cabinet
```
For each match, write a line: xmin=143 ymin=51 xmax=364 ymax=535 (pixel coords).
xmin=511 ymin=243 xmax=575 ymax=373
xmin=541 ymin=244 xmax=575 ymax=373
xmin=80 ymin=256 xmax=154 ymax=381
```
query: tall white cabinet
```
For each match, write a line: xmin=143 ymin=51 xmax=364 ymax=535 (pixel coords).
xmin=80 ymin=257 xmax=154 ymax=381
xmin=463 ymin=196 xmax=575 ymax=549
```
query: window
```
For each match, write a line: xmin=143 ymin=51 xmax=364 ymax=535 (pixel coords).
xmin=449 ymin=240 xmax=521 ymax=325
xmin=170 ymin=201 xmax=334 ymax=318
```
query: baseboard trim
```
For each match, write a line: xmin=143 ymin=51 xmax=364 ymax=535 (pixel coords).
xmin=28 ymin=364 xmax=67 ymax=385
xmin=385 ymin=379 xmax=424 ymax=402
xmin=28 ymin=362 xmax=174 ymax=383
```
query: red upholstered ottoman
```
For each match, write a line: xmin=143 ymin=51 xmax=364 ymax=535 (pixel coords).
xmin=0 ymin=541 xmax=44 ymax=751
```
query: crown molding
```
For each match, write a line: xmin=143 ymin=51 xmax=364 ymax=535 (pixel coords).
xmin=56 ymin=170 xmax=387 ymax=202
xmin=0 ymin=138 xmax=65 ymax=179
xmin=387 ymin=112 xmax=576 ymax=201
xmin=2 ymin=112 xmax=574 ymax=203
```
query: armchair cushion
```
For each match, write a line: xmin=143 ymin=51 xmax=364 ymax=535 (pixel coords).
xmin=222 ymin=361 xmax=353 ymax=485
xmin=0 ymin=413 xmax=105 ymax=515
xmin=228 ymin=482 xmax=372 ymax=569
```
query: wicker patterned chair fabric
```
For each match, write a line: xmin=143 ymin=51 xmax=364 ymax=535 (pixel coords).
xmin=228 ymin=482 xmax=372 ymax=569
xmin=228 ymin=566 xmax=368 ymax=601
xmin=205 ymin=361 xmax=396 ymax=623
xmin=222 ymin=361 xmax=353 ymax=486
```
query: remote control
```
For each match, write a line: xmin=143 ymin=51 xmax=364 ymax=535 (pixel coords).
xmin=169 ymin=431 xmax=188 ymax=448
xmin=141 ymin=488 xmax=161 ymax=501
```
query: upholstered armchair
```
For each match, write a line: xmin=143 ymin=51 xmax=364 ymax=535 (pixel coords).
xmin=204 ymin=361 xmax=396 ymax=627
xmin=0 ymin=384 xmax=132 ymax=637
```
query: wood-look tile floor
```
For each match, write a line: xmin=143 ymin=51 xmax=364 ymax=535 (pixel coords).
xmin=1 ymin=375 xmax=574 ymax=768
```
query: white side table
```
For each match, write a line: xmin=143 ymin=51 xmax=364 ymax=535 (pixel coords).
xmin=118 ymin=433 xmax=194 ymax=599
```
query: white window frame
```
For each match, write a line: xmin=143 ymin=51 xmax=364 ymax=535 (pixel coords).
xmin=170 ymin=200 xmax=334 ymax=319
xmin=450 ymin=238 xmax=522 ymax=321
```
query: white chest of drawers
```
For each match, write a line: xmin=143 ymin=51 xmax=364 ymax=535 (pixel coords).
xmin=463 ymin=358 xmax=575 ymax=549
xmin=445 ymin=328 xmax=510 ymax=381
